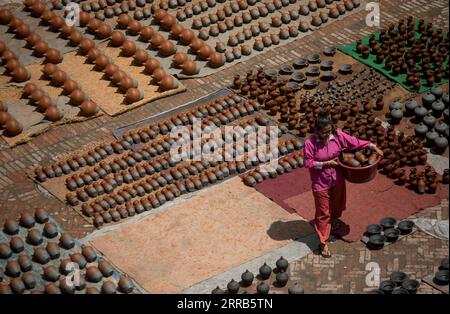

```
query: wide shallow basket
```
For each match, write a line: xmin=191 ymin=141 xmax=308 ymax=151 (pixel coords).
xmin=338 ymin=155 xmax=382 ymax=184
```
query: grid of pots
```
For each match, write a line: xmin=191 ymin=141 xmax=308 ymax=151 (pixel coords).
xmin=184 ymin=0 xmax=361 ymax=61
xmin=404 ymin=86 xmax=449 ymax=154
xmin=67 ymin=130 xmax=302 ymax=228
xmin=74 ymin=0 xmax=181 ymax=22
xmin=354 ymin=16 xmax=449 ymax=90
xmin=0 ymin=208 xmax=137 ymax=294
xmin=343 ymin=114 xmax=448 ymax=194
xmin=363 ymin=217 xmax=415 ymax=250
xmin=211 ymin=256 xmax=305 ymax=294
xmin=370 ymin=271 xmax=420 ymax=294
xmin=231 ymin=64 xmax=395 ymax=140
xmin=33 ymin=93 xmax=247 ymax=182
xmin=433 ymin=257 xmax=449 ymax=287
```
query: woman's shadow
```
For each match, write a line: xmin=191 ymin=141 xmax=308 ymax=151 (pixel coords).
xmin=267 ymin=219 xmax=350 ymax=253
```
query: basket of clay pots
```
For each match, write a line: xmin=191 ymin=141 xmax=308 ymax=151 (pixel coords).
xmin=338 ymin=148 xmax=382 ymax=183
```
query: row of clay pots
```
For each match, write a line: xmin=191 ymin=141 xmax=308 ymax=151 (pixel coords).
xmin=22 ymin=82 xmax=65 ymax=122
xmin=34 ymin=140 xmax=131 ymax=182
xmin=243 ymin=148 xmax=304 ymax=187
xmin=123 ymin=93 xmax=246 ymax=144
xmin=0 ymin=8 xmax=64 ymax=65
xmin=0 ymin=109 xmax=24 ymax=137
xmin=36 ymin=93 xmax=244 ymax=183
xmin=68 ymin=111 xmax=275 ymax=199
xmin=214 ymin=257 xmax=300 ymax=294
xmin=0 ymin=41 xmax=31 ymax=83
xmin=177 ymin=0 xmax=242 ymax=21
xmin=154 ymin=10 xmax=226 ymax=70
xmin=78 ymin=136 xmax=302 ymax=224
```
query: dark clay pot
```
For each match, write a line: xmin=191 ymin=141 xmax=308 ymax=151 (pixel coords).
xmin=241 ymin=270 xmax=254 ymax=287
xmin=415 ymin=123 xmax=428 ymax=138
xmin=414 ymin=105 xmax=428 ymax=122
xmin=227 ymin=279 xmax=240 ymax=294
xmin=380 ymin=217 xmax=396 ymax=230
xmin=401 ymin=279 xmax=420 ymax=294
xmin=390 ymin=271 xmax=408 ymax=286
xmin=384 ymin=228 xmax=400 ymax=242
xmin=397 ymin=220 xmax=414 ymax=235
xmin=276 ymin=271 xmax=289 ymax=287
xmin=379 ymin=280 xmax=396 ymax=294
xmin=259 ymin=262 xmax=272 ymax=279
xmin=405 ymin=99 xmax=418 ymax=117
xmin=257 ymin=282 xmax=270 ymax=294
xmin=422 ymin=92 xmax=436 ymax=108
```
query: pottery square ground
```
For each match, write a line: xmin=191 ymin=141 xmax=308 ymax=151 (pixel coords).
xmin=88 ymin=177 xmax=313 ymax=293
xmin=0 ymin=0 xmax=449 ymax=295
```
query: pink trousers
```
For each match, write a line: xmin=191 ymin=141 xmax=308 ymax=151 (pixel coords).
xmin=312 ymin=179 xmax=346 ymax=244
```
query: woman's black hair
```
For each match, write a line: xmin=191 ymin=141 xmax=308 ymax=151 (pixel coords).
xmin=315 ymin=110 xmax=336 ymax=133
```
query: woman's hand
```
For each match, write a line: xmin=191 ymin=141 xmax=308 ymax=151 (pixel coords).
xmin=324 ymin=159 xmax=339 ymax=167
xmin=369 ymin=143 xmax=384 ymax=156
xmin=373 ymin=146 xmax=384 ymax=157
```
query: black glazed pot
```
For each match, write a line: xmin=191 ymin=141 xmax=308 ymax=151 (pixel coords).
xmin=379 ymin=280 xmax=395 ymax=294
xmin=440 ymin=257 xmax=449 ymax=270
xmin=320 ymin=60 xmax=334 ymax=71
xmin=392 ymin=287 xmax=409 ymax=294
xmin=291 ymin=72 xmax=306 ymax=82
xmin=390 ymin=271 xmax=408 ymax=286
xmin=384 ymin=228 xmax=400 ymax=242
xmin=397 ymin=220 xmax=414 ymax=235
xmin=307 ymin=53 xmax=320 ymax=63
xmin=401 ymin=279 xmax=420 ymax=294
xmin=293 ymin=58 xmax=308 ymax=69
xmin=380 ymin=217 xmax=396 ymax=230
xmin=339 ymin=64 xmax=352 ymax=74
xmin=433 ymin=270 xmax=449 ymax=285
xmin=368 ymin=234 xmax=386 ymax=249
xmin=366 ymin=224 xmax=382 ymax=236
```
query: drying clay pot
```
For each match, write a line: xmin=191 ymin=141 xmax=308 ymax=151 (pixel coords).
xmin=208 ymin=52 xmax=224 ymax=68
xmin=125 ymin=88 xmax=143 ymax=104
xmin=172 ymin=52 xmax=188 ymax=66
xmin=159 ymin=40 xmax=176 ymax=56
xmin=145 ymin=58 xmax=160 ymax=74
xmin=159 ymin=75 xmax=179 ymax=91
xmin=121 ymin=40 xmax=137 ymax=57
xmin=4 ymin=119 xmax=24 ymax=137
xmin=12 ymin=67 xmax=30 ymax=82
xmin=111 ymin=31 xmax=126 ymax=47
xmin=79 ymin=100 xmax=99 ymax=117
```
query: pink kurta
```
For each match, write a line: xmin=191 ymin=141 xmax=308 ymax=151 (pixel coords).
xmin=303 ymin=129 xmax=371 ymax=192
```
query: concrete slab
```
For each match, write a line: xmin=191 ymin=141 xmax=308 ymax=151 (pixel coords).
xmin=88 ymin=177 xmax=314 ymax=293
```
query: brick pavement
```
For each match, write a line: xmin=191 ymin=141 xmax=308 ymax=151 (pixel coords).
xmin=288 ymin=200 xmax=449 ymax=294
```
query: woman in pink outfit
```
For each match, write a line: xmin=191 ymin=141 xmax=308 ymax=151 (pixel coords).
xmin=303 ymin=111 xmax=383 ymax=257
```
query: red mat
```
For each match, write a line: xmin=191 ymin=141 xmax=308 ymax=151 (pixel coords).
xmin=254 ymin=167 xmax=449 ymax=242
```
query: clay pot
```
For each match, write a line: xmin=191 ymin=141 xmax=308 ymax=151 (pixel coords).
xmin=159 ymin=75 xmax=178 ymax=91
xmin=179 ymin=29 xmax=195 ymax=44
xmin=208 ymin=52 xmax=224 ymax=68
xmin=181 ymin=60 xmax=199 ymax=75
xmin=44 ymin=106 xmax=64 ymax=122
xmin=79 ymin=100 xmax=99 ymax=117
xmin=122 ymin=40 xmax=137 ymax=57
xmin=150 ymin=33 xmax=165 ymax=49
xmin=144 ymin=58 xmax=160 ymax=74
xmin=97 ymin=23 xmax=112 ymax=39
xmin=68 ymin=30 xmax=83 ymax=46
xmin=127 ymin=19 xmax=141 ymax=36
xmin=125 ymin=88 xmax=143 ymax=103
xmin=0 ymin=9 xmax=13 ymax=25
xmin=61 ymin=79 xmax=78 ymax=95
xmin=0 ymin=113 xmax=19 ymax=134
xmin=51 ymin=70 xmax=67 ymax=86
xmin=133 ymin=49 xmax=148 ymax=64
xmin=79 ymin=39 xmax=96 ymax=55
xmin=172 ymin=52 xmax=188 ymax=66
xmin=70 ymin=89 xmax=87 ymax=106
xmin=12 ymin=67 xmax=30 ymax=82
xmin=159 ymin=40 xmax=176 ymax=56
xmin=139 ymin=26 xmax=155 ymax=42
xmin=110 ymin=31 xmax=126 ymax=47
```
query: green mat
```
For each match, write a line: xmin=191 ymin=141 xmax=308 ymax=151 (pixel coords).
xmin=338 ymin=20 xmax=448 ymax=93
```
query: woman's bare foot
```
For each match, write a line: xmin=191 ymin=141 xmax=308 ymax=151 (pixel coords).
xmin=319 ymin=243 xmax=332 ymax=258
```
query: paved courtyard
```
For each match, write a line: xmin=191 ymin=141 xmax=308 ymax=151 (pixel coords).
xmin=0 ymin=0 xmax=448 ymax=294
